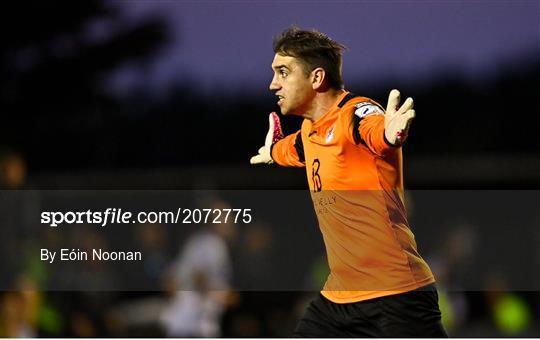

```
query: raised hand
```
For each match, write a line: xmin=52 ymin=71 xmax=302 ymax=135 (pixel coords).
xmin=250 ymin=112 xmax=284 ymax=164
xmin=384 ymin=89 xmax=415 ymax=146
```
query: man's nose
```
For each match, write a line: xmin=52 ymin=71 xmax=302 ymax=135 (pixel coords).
xmin=269 ymin=75 xmax=280 ymax=91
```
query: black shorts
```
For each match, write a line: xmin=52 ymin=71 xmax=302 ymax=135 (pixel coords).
xmin=294 ymin=284 xmax=448 ymax=338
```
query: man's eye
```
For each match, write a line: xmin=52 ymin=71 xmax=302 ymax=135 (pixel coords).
xmin=280 ymin=69 xmax=288 ymax=77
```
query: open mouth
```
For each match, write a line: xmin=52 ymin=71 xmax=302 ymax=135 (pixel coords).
xmin=277 ymin=95 xmax=284 ymax=105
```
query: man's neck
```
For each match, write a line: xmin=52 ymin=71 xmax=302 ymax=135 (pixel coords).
xmin=303 ymin=88 xmax=346 ymax=122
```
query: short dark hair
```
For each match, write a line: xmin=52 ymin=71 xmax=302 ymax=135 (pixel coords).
xmin=273 ymin=26 xmax=347 ymax=90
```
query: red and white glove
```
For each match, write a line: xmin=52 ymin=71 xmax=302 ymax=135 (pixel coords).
xmin=250 ymin=112 xmax=284 ymax=164
xmin=384 ymin=89 xmax=416 ymax=146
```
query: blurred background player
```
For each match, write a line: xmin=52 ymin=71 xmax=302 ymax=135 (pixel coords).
xmin=250 ymin=27 xmax=447 ymax=337
xmin=160 ymin=198 xmax=235 ymax=337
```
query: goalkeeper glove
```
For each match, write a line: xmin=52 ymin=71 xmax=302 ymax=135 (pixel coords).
xmin=384 ymin=89 xmax=416 ymax=146
xmin=250 ymin=112 xmax=284 ymax=164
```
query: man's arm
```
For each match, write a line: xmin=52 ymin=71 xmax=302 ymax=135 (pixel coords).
xmin=270 ymin=131 xmax=305 ymax=167
xmin=250 ymin=112 xmax=305 ymax=167
xmin=355 ymin=89 xmax=415 ymax=157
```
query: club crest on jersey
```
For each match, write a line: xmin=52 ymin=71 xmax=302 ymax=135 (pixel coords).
xmin=354 ymin=102 xmax=383 ymax=118
xmin=325 ymin=126 xmax=335 ymax=143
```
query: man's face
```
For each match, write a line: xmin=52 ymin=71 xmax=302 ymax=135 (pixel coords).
xmin=269 ymin=54 xmax=315 ymax=116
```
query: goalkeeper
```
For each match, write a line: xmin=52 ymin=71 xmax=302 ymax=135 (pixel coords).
xmin=250 ymin=27 xmax=447 ymax=337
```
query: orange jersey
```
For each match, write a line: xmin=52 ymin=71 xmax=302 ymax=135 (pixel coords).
xmin=271 ymin=91 xmax=434 ymax=303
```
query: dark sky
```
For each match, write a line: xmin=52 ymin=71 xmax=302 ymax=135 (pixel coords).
xmin=107 ymin=0 xmax=539 ymax=96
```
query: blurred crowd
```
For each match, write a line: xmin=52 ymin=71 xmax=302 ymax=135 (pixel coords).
xmin=0 ymin=151 xmax=540 ymax=337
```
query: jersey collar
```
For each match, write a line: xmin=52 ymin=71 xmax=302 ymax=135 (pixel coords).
xmin=310 ymin=91 xmax=350 ymax=129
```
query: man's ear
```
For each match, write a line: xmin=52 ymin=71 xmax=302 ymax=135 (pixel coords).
xmin=311 ymin=67 xmax=326 ymax=90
